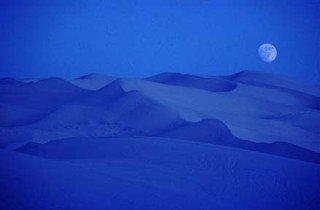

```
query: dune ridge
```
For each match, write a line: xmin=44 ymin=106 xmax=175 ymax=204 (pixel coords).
xmin=1 ymin=71 xmax=320 ymax=160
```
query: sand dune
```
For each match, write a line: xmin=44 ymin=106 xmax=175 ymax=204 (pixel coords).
xmin=0 ymin=78 xmax=24 ymax=86
xmin=0 ymin=77 xmax=89 ymax=127
xmin=1 ymin=71 xmax=320 ymax=209
xmin=70 ymin=73 xmax=116 ymax=90
xmin=118 ymin=76 xmax=320 ymax=152
xmin=225 ymin=70 xmax=320 ymax=97
xmin=146 ymin=72 xmax=237 ymax=92
xmin=7 ymin=137 xmax=320 ymax=209
xmin=1 ymin=71 xmax=320 ymax=154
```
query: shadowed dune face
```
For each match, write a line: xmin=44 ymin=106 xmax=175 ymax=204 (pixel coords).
xmin=0 ymin=78 xmax=90 ymax=127
xmin=146 ymin=72 xmax=238 ymax=92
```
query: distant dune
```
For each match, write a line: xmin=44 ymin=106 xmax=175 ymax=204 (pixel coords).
xmin=146 ymin=72 xmax=238 ymax=92
xmin=1 ymin=71 xmax=320 ymax=153
xmin=70 ymin=73 xmax=116 ymax=90
xmin=0 ymin=77 xmax=89 ymax=127
xmin=225 ymin=70 xmax=320 ymax=97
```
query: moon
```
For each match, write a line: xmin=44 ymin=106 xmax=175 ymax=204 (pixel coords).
xmin=258 ymin=43 xmax=277 ymax=62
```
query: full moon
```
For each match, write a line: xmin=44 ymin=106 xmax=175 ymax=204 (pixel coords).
xmin=258 ymin=43 xmax=277 ymax=62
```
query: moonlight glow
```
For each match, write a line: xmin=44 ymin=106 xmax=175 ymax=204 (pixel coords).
xmin=258 ymin=43 xmax=277 ymax=62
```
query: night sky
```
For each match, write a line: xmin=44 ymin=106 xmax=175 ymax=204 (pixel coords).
xmin=0 ymin=0 xmax=319 ymax=82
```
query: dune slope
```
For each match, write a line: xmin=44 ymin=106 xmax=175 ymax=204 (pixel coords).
xmin=7 ymin=137 xmax=320 ymax=210
xmin=0 ymin=78 xmax=89 ymax=127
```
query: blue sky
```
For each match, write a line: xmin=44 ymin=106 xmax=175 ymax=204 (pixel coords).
xmin=0 ymin=0 xmax=319 ymax=82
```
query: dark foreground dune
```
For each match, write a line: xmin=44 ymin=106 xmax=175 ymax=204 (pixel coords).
xmin=2 ymin=137 xmax=319 ymax=210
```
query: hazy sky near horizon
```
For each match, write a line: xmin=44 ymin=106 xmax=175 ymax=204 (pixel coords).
xmin=0 ymin=0 xmax=320 ymax=82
